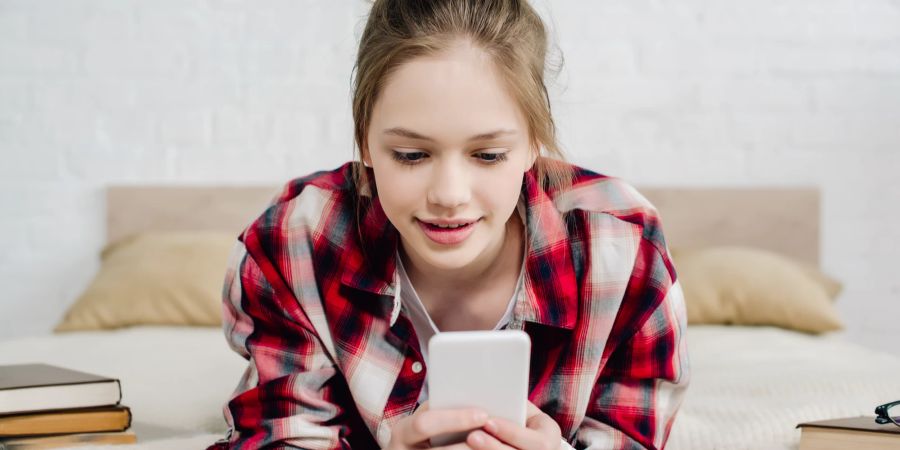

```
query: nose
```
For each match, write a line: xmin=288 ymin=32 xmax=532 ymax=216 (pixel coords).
xmin=426 ymin=157 xmax=471 ymax=210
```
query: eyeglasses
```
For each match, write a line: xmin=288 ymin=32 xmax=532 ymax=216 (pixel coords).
xmin=875 ymin=400 xmax=900 ymax=427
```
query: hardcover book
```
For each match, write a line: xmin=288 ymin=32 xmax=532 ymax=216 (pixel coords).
xmin=0 ymin=405 xmax=131 ymax=437
xmin=797 ymin=416 xmax=900 ymax=450
xmin=0 ymin=364 xmax=122 ymax=415
xmin=0 ymin=430 xmax=136 ymax=449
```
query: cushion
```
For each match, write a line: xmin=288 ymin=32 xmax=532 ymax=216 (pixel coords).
xmin=670 ymin=245 xmax=844 ymax=334
xmin=797 ymin=262 xmax=843 ymax=300
xmin=54 ymin=231 xmax=237 ymax=332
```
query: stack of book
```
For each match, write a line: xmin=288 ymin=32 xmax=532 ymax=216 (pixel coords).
xmin=0 ymin=363 xmax=135 ymax=449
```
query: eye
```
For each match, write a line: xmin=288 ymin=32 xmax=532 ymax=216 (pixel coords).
xmin=474 ymin=151 xmax=508 ymax=164
xmin=391 ymin=150 xmax=428 ymax=165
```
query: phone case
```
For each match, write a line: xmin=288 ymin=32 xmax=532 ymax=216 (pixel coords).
xmin=427 ymin=330 xmax=530 ymax=446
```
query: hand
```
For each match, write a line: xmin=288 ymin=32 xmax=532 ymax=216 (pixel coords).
xmin=386 ymin=401 xmax=489 ymax=450
xmin=464 ymin=401 xmax=562 ymax=450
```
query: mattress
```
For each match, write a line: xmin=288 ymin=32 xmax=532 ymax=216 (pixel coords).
xmin=1 ymin=325 xmax=898 ymax=450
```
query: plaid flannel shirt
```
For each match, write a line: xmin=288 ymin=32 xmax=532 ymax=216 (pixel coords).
xmin=207 ymin=161 xmax=689 ymax=450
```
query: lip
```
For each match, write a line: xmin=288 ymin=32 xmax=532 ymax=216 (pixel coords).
xmin=419 ymin=218 xmax=480 ymax=226
xmin=416 ymin=218 xmax=480 ymax=245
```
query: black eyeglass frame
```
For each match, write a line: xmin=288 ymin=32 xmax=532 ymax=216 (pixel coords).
xmin=875 ymin=400 xmax=900 ymax=426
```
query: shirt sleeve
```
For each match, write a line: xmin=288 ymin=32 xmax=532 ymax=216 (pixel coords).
xmin=573 ymin=238 xmax=691 ymax=450
xmin=209 ymin=238 xmax=357 ymax=450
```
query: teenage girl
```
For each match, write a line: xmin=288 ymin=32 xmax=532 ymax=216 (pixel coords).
xmin=208 ymin=1 xmax=689 ymax=449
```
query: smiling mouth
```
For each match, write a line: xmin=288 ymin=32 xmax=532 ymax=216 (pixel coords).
xmin=416 ymin=218 xmax=481 ymax=245
xmin=417 ymin=217 xmax=480 ymax=227
xmin=420 ymin=221 xmax=476 ymax=230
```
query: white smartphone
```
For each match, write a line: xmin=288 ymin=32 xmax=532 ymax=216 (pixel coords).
xmin=427 ymin=330 xmax=531 ymax=446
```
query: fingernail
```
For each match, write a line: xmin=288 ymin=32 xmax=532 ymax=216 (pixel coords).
xmin=484 ymin=419 xmax=497 ymax=432
xmin=470 ymin=431 xmax=484 ymax=445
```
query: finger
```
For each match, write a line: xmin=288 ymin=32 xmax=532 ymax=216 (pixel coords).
xmin=524 ymin=402 xmax=562 ymax=436
xmin=467 ymin=430 xmax=516 ymax=450
xmin=526 ymin=410 xmax=560 ymax=435
xmin=482 ymin=416 xmax=545 ymax=450
xmin=526 ymin=401 xmax=541 ymax=419
xmin=401 ymin=408 xmax=489 ymax=445
xmin=520 ymin=402 xmax=548 ymax=431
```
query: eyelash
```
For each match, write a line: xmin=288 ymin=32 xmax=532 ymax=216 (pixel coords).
xmin=390 ymin=150 xmax=508 ymax=166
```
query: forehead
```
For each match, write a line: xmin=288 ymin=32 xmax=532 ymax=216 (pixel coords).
xmin=372 ymin=43 xmax=526 ymax=139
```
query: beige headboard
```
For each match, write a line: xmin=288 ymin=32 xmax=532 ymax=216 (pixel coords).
xmin=107 ymin=185 xmax=820 ymax=267
xmin=639 ymin=187 xmax=819 ymax=266
xmin=107 ymin=186 xmax=281 ymax=244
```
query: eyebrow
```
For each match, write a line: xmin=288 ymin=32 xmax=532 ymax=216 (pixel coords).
xmin=382 ymin=127 xmax=517 ymax=143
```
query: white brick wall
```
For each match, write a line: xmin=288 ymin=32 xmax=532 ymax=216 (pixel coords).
xmin=1 ymin=0 xmax=898 ymax=356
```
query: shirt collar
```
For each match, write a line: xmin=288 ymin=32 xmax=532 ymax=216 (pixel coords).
xmin=339 ymin=164 xmax=578 ymax=330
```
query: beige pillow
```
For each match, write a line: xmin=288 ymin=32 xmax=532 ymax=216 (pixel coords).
xmin=54 ymin=231 xmax=237 ymax=332
xmin=670 ymin=245 xmax=844 ymax=334
xmin=797 ymin=262 xmax=843 ymax=301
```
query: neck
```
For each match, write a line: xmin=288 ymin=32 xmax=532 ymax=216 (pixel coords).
xmin=400 ymin=211 xmax=525 ymax=297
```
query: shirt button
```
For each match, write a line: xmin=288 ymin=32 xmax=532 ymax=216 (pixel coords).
xmin=411 ymin=361 xmax=423 ymax=374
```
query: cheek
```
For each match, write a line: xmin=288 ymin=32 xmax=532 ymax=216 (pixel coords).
xmin=372 ymin=167 xmax=425 ymax=219
xmin=475 ymin=167 xmax=524 ymax=214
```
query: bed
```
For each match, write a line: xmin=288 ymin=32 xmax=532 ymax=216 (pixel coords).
xmin=1 ymin=183 xmax=898 ymax=450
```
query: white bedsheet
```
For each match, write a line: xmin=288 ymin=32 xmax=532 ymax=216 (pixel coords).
xmin=1 ymin=325 xmax=899 ymax=450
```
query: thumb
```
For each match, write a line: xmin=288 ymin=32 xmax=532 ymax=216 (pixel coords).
xmin=526 ymin=401 xmax=541 ymax=418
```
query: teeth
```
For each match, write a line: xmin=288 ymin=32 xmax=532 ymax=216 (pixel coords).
xmin=435 ymin=223 xmax=466 ymax=229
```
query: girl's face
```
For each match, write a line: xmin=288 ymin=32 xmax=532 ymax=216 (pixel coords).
xmin=364 ymin=41 xmax=536 ymax=273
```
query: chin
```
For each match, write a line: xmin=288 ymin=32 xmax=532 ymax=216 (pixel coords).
xmin=422 ymin=253 xmax=477 ymax=271
xmin=409 ymin=238 xmax=483 ymax=271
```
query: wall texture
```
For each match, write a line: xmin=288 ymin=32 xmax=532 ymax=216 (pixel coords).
xmin=1 ymin=0 xmax=898 ymax=355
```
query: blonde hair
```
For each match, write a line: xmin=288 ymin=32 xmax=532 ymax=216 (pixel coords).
xmin=351 ymin=0 xmax=572 ymax=195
